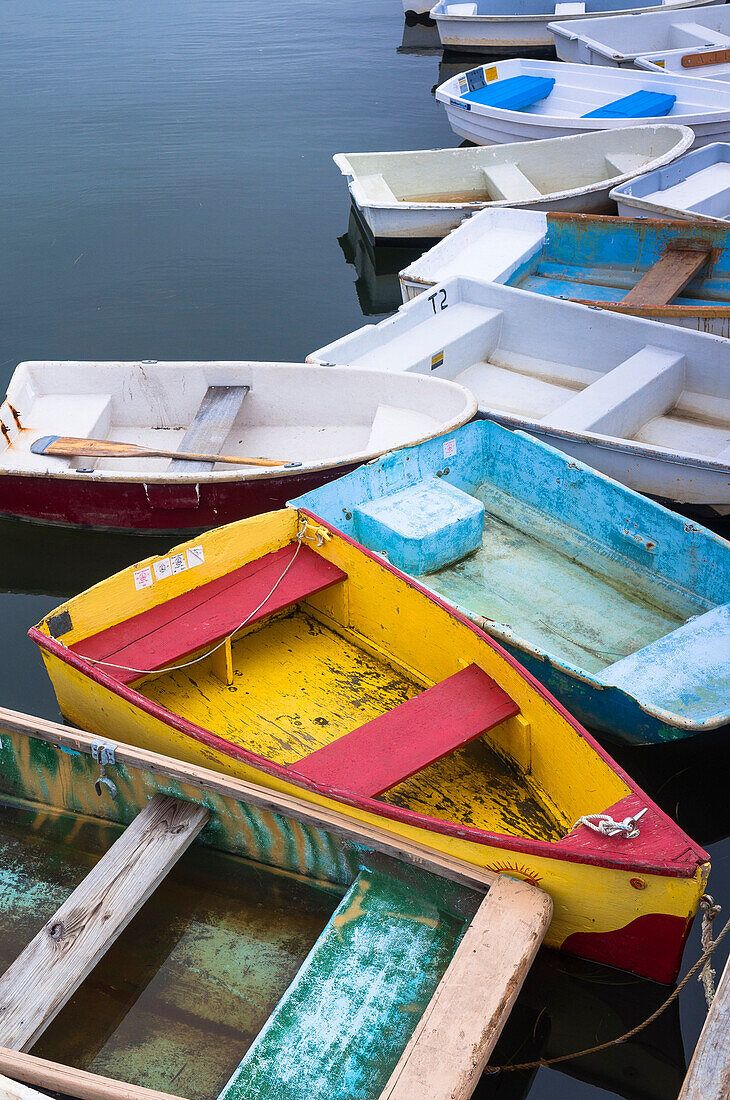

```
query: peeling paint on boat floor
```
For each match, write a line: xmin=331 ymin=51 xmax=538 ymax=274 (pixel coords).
xmin=0 ymin=800 xmax=338 ymax=1100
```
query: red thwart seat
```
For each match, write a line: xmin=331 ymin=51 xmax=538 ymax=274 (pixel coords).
xmin=290 ymin=663 xmax=520 ymax=798
xmin=71 ymin=544 xmax=347 ymax=684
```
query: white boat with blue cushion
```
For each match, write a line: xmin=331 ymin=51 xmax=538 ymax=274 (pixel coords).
xmin=550 ymin=3 xmax=728 ymax=67
xmin=611 ymin=143 xmax=730 ymax=224
xmin=436 ymin=58 xmax=730 ymax=145
xmin=397 ymin=207 xmax=730 ymax=336
xmin=291 ymin=419 xmax=730 ymax=746
xmin=334 ymin=126 xmax=693 ymax=244
xmin=307 ymin=275 xmax=730 ymax=513
xmin=431 ymin=0 xmax=716 ymax=54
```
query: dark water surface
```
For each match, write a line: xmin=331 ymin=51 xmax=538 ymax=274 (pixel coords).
xmin=0 ymin=2 xmax=728 ymax=1098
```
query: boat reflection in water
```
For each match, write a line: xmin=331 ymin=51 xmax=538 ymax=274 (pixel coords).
xmin=398 ymin=18 xmax=442 ymax=54
xmin=337 ymin=209 xmax=422 ymax=317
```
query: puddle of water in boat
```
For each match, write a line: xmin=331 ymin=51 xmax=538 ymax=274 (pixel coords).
xmin=0 ymin=799 xmax=338 ymax=1100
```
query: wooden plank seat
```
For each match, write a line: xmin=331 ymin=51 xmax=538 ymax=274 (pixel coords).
xmin=0 ymin=794 xmax=209 ymax=1052
xmin=168 ymin=385 xmax=250 ymax=472
xmin=463 ymin=76 xmax=555 ymax=111
xmin=71 ymin=544 xmax=347 ymax=685
xmin=583 ymin=90 xmax=676 ymax=119
xmin=622 ymin=245 xmax=711 ymax=307
xmin=291 ymin=663 xmax=519 ymax=798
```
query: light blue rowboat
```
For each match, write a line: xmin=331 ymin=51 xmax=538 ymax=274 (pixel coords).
xmin=291 ymin=420 xmax=730 ymax=746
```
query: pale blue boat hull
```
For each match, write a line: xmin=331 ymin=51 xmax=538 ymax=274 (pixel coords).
xmin=291 ymin=421 xmax=730 ymax=746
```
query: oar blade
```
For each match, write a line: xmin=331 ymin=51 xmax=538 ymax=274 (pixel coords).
xmin=30 ymin=436 xmax=143 ymax=459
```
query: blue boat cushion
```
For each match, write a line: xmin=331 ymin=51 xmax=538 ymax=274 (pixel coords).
xmin=463 ymin=75 xmax=555 ymax=112
xmin=353 ymin=478 xmax=485 ymax=576
xmin=583 ymin=90 xmax=676 ymax=120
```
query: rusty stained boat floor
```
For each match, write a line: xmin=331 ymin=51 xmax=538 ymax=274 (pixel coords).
xmin=0 ymin=799 xmax=339 ymax=1100
xmin=141 ymin=609 xmax=563 ymax=844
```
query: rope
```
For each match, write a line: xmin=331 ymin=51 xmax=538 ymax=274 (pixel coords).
xmin=484 ymin=898 xmax=730 ymax=1076
xmin=72 ymin=535 xmax=305 ymax=678
xmin=699 ymin=894 xmax=722 ymax=1009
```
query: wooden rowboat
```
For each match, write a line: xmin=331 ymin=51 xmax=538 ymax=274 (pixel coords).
xmin=29 ymin=507 xmax=710 ymax=983
xmin=291 ymin=421 xmax=730 ymax=747
xmin=435 ymin=59 xmax=730 ymax=148
xmin=0 ymin=360 xmax=475 ymax=532
xmin=398 ymin=208 xmax=730 ymax=336
xmin=334 ymin=126 xmax=694 ymax=244
xmin=431 ymin=0 xmax=720 ymax=54
xmin=0 ymin=707 xmax=551 ymax=1100
xmin=550 ymin=4 xmax=730 ymax=69
xmin=310 ymin=275 xmax=730 ymax=512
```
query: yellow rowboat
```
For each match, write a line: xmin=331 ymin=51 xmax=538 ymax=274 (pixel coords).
xmin=29 ymin=508 xmax=710 ymax=983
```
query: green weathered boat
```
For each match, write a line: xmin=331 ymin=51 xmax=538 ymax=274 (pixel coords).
xmin=0 ymin=707 xmax=551 ymax=1100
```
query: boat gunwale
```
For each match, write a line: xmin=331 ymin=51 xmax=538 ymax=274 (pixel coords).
xmin=29 ymin=512 xmax=710 ymax=880
xmin=431 ymin=0 xmax=717 ymax=23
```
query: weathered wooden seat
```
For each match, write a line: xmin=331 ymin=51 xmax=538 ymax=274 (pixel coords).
xmin=72 ymin=544 xmax=346 ymax=685
xmin=168 ymin=385 xmax=250 ymax=472
xmin=622 ymin=245 xmax=711 ymax=307
xmin=291 ymin=663 xmax=519 ymax=797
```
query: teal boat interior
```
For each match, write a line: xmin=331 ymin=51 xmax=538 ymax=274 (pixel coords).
xmin=292 ymin=420 xmax=730 ymax=741
xmin=506 ymin=213 xmax=730 ymax=307
xmin=0 ymin=718 xmax=488 ymax=1100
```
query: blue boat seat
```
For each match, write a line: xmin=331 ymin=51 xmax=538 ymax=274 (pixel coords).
xmin=583 ymin=90 xmax=676 ymax=119
xmin=597 ymin=604 xmax=730 ymax=722
xmin=353 ymin=478 xmax=485 ymax=576
xmin=463 ymin=75 xmax=555 ymax=112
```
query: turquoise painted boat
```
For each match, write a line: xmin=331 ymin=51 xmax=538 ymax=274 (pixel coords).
xmin=291 ymin=420 xmax=730 ymax=746
xmin=0 ymin=706 xmax=550 ymax=1100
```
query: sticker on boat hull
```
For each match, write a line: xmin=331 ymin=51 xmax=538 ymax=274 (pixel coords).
xmin=186 ymin=545 xmax=205 ymax=568
xmin=484 ymin=65 xmax=498 ymax=82
xmin=153 ymin=557 xmax=172 ymax=581
xmin=443 ymin=438 xmax=457 ymax=459
xmin=431 ymin=350 xmax=444 ymax=371
xmin=133 ymin=566 xmax=153 ymax=591
xmin=450 ymin=98 xmax=471 ymax=110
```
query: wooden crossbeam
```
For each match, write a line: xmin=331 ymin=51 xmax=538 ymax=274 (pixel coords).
xmin=168 ymin=385 xmax=250 ymax=472
xmin=0 ymin=793 xmax=209 ymax=1052
xmin=682 ymin=48 xmax=730 ymax=68
xmin=380 ymin=876 xmax=553 ymax=1100
xmin=622 ymin=246 xmax=711 ymax=308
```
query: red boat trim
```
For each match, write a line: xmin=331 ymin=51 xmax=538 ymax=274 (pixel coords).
xmin=562 ymin=911 xmax=693 ymax=985
xmin=29 ymin=514 xmax=709 ymax=879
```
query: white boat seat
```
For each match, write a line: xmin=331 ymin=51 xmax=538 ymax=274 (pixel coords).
xmin=604 ymin=152 xmax=650 ymax=178
xmin=670 ymin=22 xmax=730 ymax=46
xmin=353 ymin=478 xmax=485 ymax=575
xmin=541 ymin=345 xmax=685 ymax=438
xmin=481 ymin=163 xmax=541 ymax=202
xmin=360 ymin=173 xmax=399 ymax=205
xmin=554 ymin=3 xmax=585 ymax=14
xmin=446 ymin=3 xmax=478 ymax=13
xmin=365 ymin=404 xmax=441 ymax=454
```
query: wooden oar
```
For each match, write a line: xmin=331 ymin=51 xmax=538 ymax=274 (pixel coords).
xmin=30 ymin=435 xmax=300 ymax=468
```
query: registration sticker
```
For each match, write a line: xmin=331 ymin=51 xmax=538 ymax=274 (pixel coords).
xmin=451 ymin=98 xmax=471 ymax=110
xmin=153 ymin=557 xmax=172 ymax=582
xmin=430 ymin=350 xmax=445 ymax=371
xmin=484 ymin=65 xmax=498 ymax=82
xmin=170 ymin=552 xmax=188 ymax=575
xmin=458 ymin=75 xmax=469 ymax=95
xmin=133 ymin=566 xmax=153 ymax=591
xmin=186 ymin=545 xmax=205 ymax=569
xmin=443 ymin=439 xmax=457 ymax=459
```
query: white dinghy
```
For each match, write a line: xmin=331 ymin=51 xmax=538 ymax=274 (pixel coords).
xmin=431 ymin=0 xmax=718 ymax=55
xmin=611 ymin=143 xmax=730 ymax=223
xmin=550 ymin=3 xmax=730 ymax=68
xmin=334 ymin=126 xmax=693 ymax=243
xmin=435 ymin=58 xmax=730 ymax=146
xmin=0 ymin=360 xmax=476 ymax=532
xmin=307 ymin=277 xmax=730 ymax=511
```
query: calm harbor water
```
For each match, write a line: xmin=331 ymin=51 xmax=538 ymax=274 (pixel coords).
xmin=0 ymin=2 xmax=728 ymax=1097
